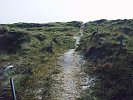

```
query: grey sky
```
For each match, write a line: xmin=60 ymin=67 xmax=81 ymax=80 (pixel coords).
xmin=0 ymin=0 xmax=133 ymax=23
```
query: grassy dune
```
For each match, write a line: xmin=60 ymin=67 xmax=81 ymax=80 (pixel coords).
xmin=0 ymin=21 xmax=82 ymax=99
xmin=78 ymin=19 xmax=133 ymax=100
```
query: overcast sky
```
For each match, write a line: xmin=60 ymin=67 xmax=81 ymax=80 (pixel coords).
xmin=0 ymin=0 xmax=133 ymax=23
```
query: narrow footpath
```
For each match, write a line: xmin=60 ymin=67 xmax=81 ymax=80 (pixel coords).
xmin=50 ymin=25 xmax=89 ymax=100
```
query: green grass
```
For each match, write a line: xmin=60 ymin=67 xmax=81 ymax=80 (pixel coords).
xmin=78 ymin=19 xmax=133 ymax=100
xmin=0 ymin=21 xmax=82 ymax=99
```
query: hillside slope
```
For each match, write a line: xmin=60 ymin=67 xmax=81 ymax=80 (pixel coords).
xmin=78 ymin=19 xmax=133 ymax=100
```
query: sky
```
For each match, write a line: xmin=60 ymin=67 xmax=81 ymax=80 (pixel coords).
xmin=0 ymin=0 xmax=133 ymax=24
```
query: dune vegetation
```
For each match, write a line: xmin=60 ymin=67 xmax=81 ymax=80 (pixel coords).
xmin=0 ymin=19 xmax=133 ymax=100
xmin=78 ymin=19 xmax=133 ymax=100
xmin=0 ymin=21 xmax=82 ymax=100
